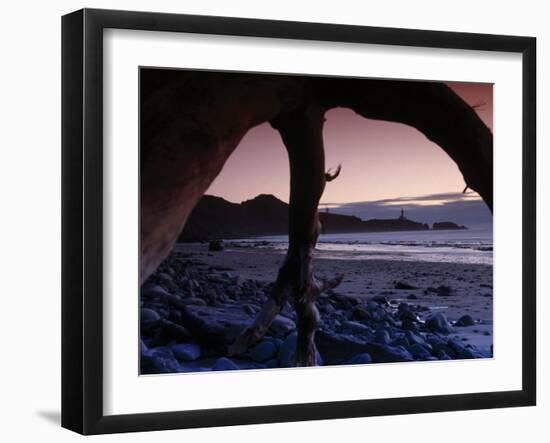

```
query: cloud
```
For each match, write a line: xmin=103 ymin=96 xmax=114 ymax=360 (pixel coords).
xmin=324 ymin=192 xmax=492 ymax=227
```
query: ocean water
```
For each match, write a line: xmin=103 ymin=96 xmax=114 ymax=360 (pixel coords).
xmin=233 ymin=226 xmax=493 ymax=265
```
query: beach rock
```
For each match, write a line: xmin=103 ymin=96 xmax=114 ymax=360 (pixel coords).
xmin=352 ymin=305 xmax=371 ymax=321
xmin=375 ymin=329 xmax=391 ymax=345
xmin=408 ymin=344 xmax=432 ymax=360
xmin=401 ymin=318 xmax=419 ymax=331
xmin=437 ymin=351 xmax=452 ymax=360
xmin=268 ymin=315 xmax=296 ymax=338
xmin=249 ymin=340 xmax=278 ymax=362
xmin=366 ymin=301 xmax=380 ymax=312
xmin=398 ymin=303 xmax=420 ymax=323
xmin=315 ymin=330 xmax=370 ymax=364
xmin=407 ymin=294 xmax=418 ymax=300
xmin=213 ymin=357 xmax=239 ymax=371
xmin=364 ymin=343 xmax=414 ymax=363
xmin=427 ymin=336 xmax=456 ymax=358
xmin=180 ymin=297 xmax=207 ymax=306
xmin=160 ymin=319 xmax=192 ymax=341
xmin=208 ymin=240 xmax=224 ymax=251
xmin=140 ymin=308 xmax=161 ymax=332
xmin=346 ymin=353 xmax=372 ymax=365
xmin=141 ymin=347 xmax=180 ymax=374
xmin=447 ymin=339 xmax=478 ymax=359
xmin=395 ymin=281 xmax=418 ymax=290
xmin=234 ymin=359 xmax=261 ymax=370
xmin=141 ymin=283 xmax=170 ymax=300
xmin=390 ymin=335 xmax=409 ymax=348
xmin=426 ymin=313 xmax=453 ymax=335
xmin=171 ymin=343 xmax=201 ymax=362
xmin=341 ymin=321 xmax=374 ymax=337
xmin=370 ymin=295 xmax=389 ymax=305
xmin=157 ymin=272 xmax=173 ymax=285
xmin=243 ymin=304 xmax=256 ymax=316
xmin=455 ymin=315 xmax=475 ymax=327
xmin=405 ymin=330 xmax=426 ymax=346
xmin=179 ymin=304 xmax=253 ymax=347
xmin=370 ymin=307 xmax=388 ymax=322
xmin=426 ymin=285 xmax=453 ymax=296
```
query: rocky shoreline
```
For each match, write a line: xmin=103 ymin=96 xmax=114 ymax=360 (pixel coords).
xmin=140 ymin=245 xmax=493 ymax=374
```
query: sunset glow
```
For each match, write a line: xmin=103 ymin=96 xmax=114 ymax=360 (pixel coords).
xmin=205 ymin=80 xmax=492 ymax=211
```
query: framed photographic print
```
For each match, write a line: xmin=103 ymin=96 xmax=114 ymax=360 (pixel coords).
xmin=61 ymin=8 xmax=536 ymax=435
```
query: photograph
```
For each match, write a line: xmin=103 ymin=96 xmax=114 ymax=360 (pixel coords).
xmin=139 ymin=68 xmax=494 ymax=374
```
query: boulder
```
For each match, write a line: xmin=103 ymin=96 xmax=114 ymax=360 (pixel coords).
xmin=140 ymin=347 xmax=180 ymax=374
xmin=375 ymin=329 xmax=391 ymax=345
xmin=352 ymin=305 xmax=371 ymax=321
xmin=455 ymin=314 xmax=475 ymax=327
xmin=212 ymin=357 xmax=239 ymax=371
xmin=363 ymin=343 xmax=414 ymax=363
xmin=208 ymin=240 xmax=224 ymax=251
xmin=140 ymin=308 xmax=161 ymax=332
xmin=395 ymin=281 xmax=418 ymax=290
xmin=426 ymin=285 xmax=453 ymax=296
xmin=426 ymin=313 xmax=453 ymax=335
xmin=315 ymin=330 xmax=371 ymax=365
xmin=268 ymin=315 xmax=296 ymax=338
xmin=370 ymin=295 xmax=389 ymax=305
xmin=249 ymin=340 xmax=278 ymax=362
xmin=346 ymin=353 xmax=373 ymax=365
xmin=160 ymin=319 xmax=192 ymax=341
xmin=141 ymin=283 xmax=170 ymax=300
xmin=447 ymin=338 xmax=479 ymax=359
xmin=171 ymin=343 xmax=201 ymax=362
xmin=405 ymin=330 xmax=426 ymax=346
xmin=341 ymin=321 xmax=374 ymax=337
xmin=408 ymin=344 xmax=432 ymax=360
xmin=179 ymin=304 xmax=253 ymax=348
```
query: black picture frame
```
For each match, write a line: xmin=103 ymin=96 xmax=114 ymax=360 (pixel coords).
xmin=61 ymin=8 xmax=537 ymax=435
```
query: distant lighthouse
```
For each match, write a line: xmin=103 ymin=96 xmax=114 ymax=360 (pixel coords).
xmin=399 ymin=207 xmax=406 ymax=221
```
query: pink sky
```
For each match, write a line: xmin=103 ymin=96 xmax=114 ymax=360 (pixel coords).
xmin=206 ymin=81 xmax=493 ymax=205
